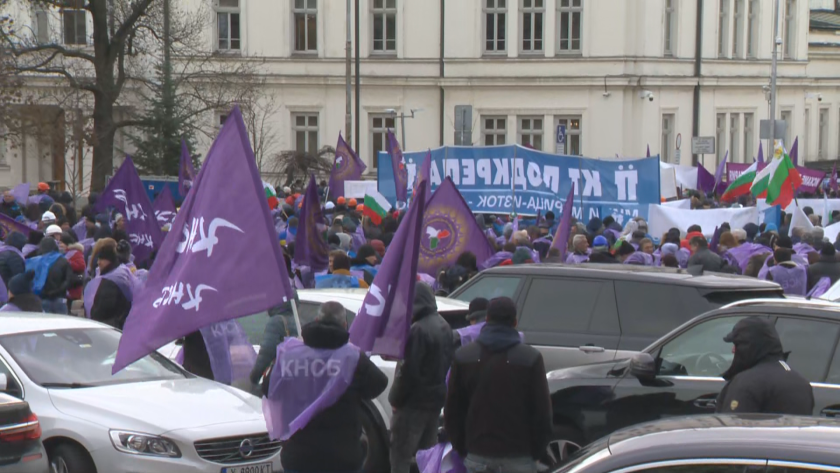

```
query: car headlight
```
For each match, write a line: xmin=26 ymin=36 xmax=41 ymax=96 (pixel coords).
xmin=109 ymin=430 xmax=181 ymax=458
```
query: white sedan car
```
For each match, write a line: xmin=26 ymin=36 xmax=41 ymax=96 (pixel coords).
xmin=0 ymin=313 xmax=281 ymax=473
xmin=162 ymin=288 xmax=470 ymax=473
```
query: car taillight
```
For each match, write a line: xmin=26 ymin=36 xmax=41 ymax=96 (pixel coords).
xmin=0 ymin=413 xmax=41 ymax=442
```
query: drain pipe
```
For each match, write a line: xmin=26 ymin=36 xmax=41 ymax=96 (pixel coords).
xmin=692 ymin=0 xmax=704 ymax=166
xmin=439 ymin=0 xmax=445 ymax=146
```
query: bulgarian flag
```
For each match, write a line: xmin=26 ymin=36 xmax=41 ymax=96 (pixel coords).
xmin=765 ymin=152 xmax=802 ymax=209
xmin=263 ymin=181 xmax=279 ymax=210
xmin=363 ymin=190 xmax=392 ymax=225
xmin=721 ymin=161 xmax=757 ymax=202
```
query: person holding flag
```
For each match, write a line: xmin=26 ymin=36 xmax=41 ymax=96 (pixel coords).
xmin=750 ymin=140 xmax=803 ymax=209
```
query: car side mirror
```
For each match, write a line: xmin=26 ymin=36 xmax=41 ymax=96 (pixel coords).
xmin=0 ymin=373 xmax=7 ymax=392
xmin=629 ymin=353 xmax=656 ymax=381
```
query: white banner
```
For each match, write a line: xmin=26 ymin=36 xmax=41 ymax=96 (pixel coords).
xmin=757 ymin=198 xmax=840 ymax=216
xmin=825 ymin=222 xmax=840 ymax=245
xmin=660 ymin=166 xmax=678 ymax=199
xmin=648 ymin=205 xmax=759 ymax=238
xmin=343 ymin=180 xmax=378 ymax=199
xmin=661 ymin=199 xmax=692 ymax=209
xmin=789 ymin=205 xmax=814 ymax=231
xmin=659 ymin=162 xmax=699 ymax=191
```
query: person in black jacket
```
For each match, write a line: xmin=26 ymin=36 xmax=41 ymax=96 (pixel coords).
xmin=32 ymin=238 xmax=72 ymax=314
xmin=0 ymin=191 xmax=22 ymax=220
xmin=3 ymin=270 xmax=43 ymax=312
xmin=389 ymin=282 xmax=455 ymax=473
xmin=90 ymin=242 xmax=132 ymax=329
xmin=281 ymin=301 xmax=388 ymax=473
xmin=181 ymin=331 xmax=214 ymax=380
xmin=688 ymin=235 xmax=724 ymax=272
xmin=445 ymin=297 xmax=551 ymax=473
xmin=717 ymin=316 xmax=813 ymax=415
xmin=807 ymin=244 xmax=840 ymax=291
xmin=249 ymin=303 xmax=293 ymax=386
xmin=0 ymin=232 xmax=27 ymax=287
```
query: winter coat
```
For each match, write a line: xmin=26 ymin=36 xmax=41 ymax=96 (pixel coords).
xmin=250 ymin=314 xmax=289 ymax=385
xmin=687 ymin=248 xmax=724 ymax=273
xmin=389 ymin=283 xmax=455 ymax=411
xmin=0 ymin=202 xmax=21 ymax=220
xmin=280 ymin=321 xmax=388 ymax=473
xmin=807 ymin=255 xmax=840 ymax=291
xmin=90 ymin=262 xmax=132 ymax=329
xmin=182 ymin=331 xmax=214 ymax=380
xmin=0 ymin=246 xmax=26 ymax=288
xmin=4 ymin=294 xmax=43 ymax=312
xmin=64 ymin=244 xmax=86 ymax=301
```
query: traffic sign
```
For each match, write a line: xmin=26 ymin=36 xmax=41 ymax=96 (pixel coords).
xmin=691 ymin=136 xmax=715 ymax=155
xmin=676 ymin=133 xmax=682 ymax=150
xmin=555 ymin=125 xmax=567 ymax=154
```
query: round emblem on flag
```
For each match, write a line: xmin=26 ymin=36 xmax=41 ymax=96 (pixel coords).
xmin=419 ymin=208 xmax=467 ymax=273
xmin=334 ymin=152 xmax=350 ymax=177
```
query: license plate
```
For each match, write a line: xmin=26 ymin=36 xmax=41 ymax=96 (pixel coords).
xmin=222 ymin=462 xmax=272 ymax=473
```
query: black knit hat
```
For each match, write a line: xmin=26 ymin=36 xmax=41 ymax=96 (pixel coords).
xmin=465 ymin=297 xmax=489 ymax=322
xmin=9 ymin=270 xmax=35 ymax=296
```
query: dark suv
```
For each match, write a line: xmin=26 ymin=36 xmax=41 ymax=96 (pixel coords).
xmin=545 ymin=299 xmax=840 ymax=466
xmin=449 ymin=264 xmax=783 ymax=372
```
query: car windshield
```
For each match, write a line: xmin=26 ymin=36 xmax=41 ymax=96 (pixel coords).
xmin=819 ymin=279 xmax=840 ymax=302
xmin=0 ymin=328 xmax=186 ymax=388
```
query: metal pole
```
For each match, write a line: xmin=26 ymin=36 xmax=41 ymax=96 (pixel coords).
xmin=354 ymin=0 xmax=360 ymax=155
xmin=769 ymin=0 xmax=780 ymax=152
xmin=345 ymin=0 xmax=352 ymax=146
xmin=401 ymin=114 xmax=407 ymax=150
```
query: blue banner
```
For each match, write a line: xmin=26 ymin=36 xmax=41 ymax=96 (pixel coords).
xmin=377 ymin=145 xmax=661 ymax=221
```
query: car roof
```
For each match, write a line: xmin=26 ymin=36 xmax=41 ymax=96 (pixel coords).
xmin=297 ymin=289 xmax=470 ymax=312
xmin=478 ymin=264 xmax=781 ymax=290
xmin=717 ymin=298 xmax=840 ymax=319
xmin=0 ymin=312 xmax=107 ymax=336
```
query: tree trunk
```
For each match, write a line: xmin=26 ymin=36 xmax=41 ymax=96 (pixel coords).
xmin=91 ymin=94 xmax=115 ymax=191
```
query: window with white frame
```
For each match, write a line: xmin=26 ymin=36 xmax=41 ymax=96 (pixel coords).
xmin=292 ymin=113 xmax=319 ymax=155
xmin=781 ymin=109 xmax=793 ymax=146
xmin=62 ymin=0 xmax=86 ymax=46
xmin=521 ymin=0 xmax=544 ymax=53
xmin=730 ymin=113 xmax=741 ymax=163
xmin=484 ymin=0 xmax=507 ymax=54
xmin=482 ymin=117 xmax=507 ymax=146
xmin=372 ymin=0 xmax=396 ymax=53
xmin=557 ymin=0 xmax=581 ymax=53
xmin=518 ymin=117 xmax=543 ymax=150
xmin=216 ymin=0 xmax=241 ymax=51
xmin=718 ymin=0 xmax=729 ymax=57
xmin=819 ymin=108 xmax=829 ymax=160
xmin=370 ymin=115 xmax=395 ymax=169
xmin=293 ymin=0 xmax=317 ymax=53
xmin=716 ymin=113 xmax=727 ymax=165
xmin=661 ymin=114 xmax=675 ymax=163
xmin=744 ymin=113 xmax=754 ymax=162
xmin=556 ymin=117 xmax=581 ymax=155
xmin=747 ymin=0 xmax=759 ymax=58
xmin=784 ymin=0 xmax=795 ymax=59
xmin=33 ymin=7 xmax=50 ymax=44
xmin=663 ymin=0 xmax=676 ymax=56
xmin=732 ymin=0 xmax=745 ymax=57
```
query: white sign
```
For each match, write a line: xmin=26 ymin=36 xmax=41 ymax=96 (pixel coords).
xmin=691 ymin=136 xmax=716 ymax=155
xmin=344 ymin=180 xmax=378 ymax=199
xmin=674 ymin=149 xmax=682 ymax=164
xmin=555 ymin=125 xmax=566 ymax=154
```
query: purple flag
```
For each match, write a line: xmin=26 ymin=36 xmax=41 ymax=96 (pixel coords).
xmin=153 ymin=185 xmax=178 ymax=228
xmin=329 ymin=133 xmax=366 ymax=200
xmin=808 ymin=277 xmax=832 ymax=299
xmin=112 ymin=107 xmax=295 ymax=374
xmin=263 ymin=338 xmax=360 ymax=441
xmin=351 ymin=221 xmax=366 ymax=253
xmin=832 ymin=164 xmax=838 ymax=193
xmin=796 ymin=167 xmax=826 ymax=194
xmin=696 ymin=164 xmax=715 ymax=193
xmin=511 ymin=215 xmax=519 ymax=234
xmin=294 ymin=175 xmax=329 ymax=273
xmin=179 ymin=139 xmax=196 ymax=197
xmin=0 ymin=213 xmax=32 ymax=240
xmin=549 ymin=184 xmax=576 ymax=261
xmin=96 ymin=156 xmax=163 ymax=263
xmin=72 ymin=219 xmax=86 ymax=242
xmin=714 ymin=151 xmax=728 ymax=189
xmin=412 ymin=151 xmax=432 ymax=204
xmin=349 ymin=183 xmax=428 ymax=359
xmin=387 ymin=130 xmax=409 ymax=202
xmin=418 ymin=178 xmax=494 ymax=276
xmin=790 ymin=137 xmax=799 ymax=167
xmin=757 ymin=143 xmax=764 ymax=164
xmin=709 ymin=226 xmax=721 ymax=254
xmin=11 ymin=183 xmax=29 ymax=205
xmin=416 ymin=443 xmax=466 ymax=473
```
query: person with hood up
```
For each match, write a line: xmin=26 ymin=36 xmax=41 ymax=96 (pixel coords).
xmin=315 ymin=252 xmax=368 ymax=289
xmin=389 ymin=282 xmax=454 ymax=473
xmin=350 ymin=244 xmax=379 ymax=284
xmin=87 ymin=238 xmax=132 ymax=329
xmin=717 ymin=317 xmax=813 ymax=415
xmin=25 ymin=237 xmax=72 ymax=314
xmin=445 ymin=297 xmax=551 ymax=473
xmin=0 ymin=231 xmax=27 ymax=286
xmin=0 ymin=270 xmax=43 ymax=312
xmin=266 ymin=301 xmax=388 ymax=473
xmin=0 ymin=191 xmax=22 ymax=220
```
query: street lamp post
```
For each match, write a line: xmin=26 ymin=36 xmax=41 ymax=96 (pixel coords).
xmin=769 ymin=0 xmax=781 ymax=152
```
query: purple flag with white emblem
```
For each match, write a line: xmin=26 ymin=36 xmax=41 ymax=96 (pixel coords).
xmin=714 ymin=151 xmax=728 ymax=190
xmin=349 ymin=183 xmax=428 ymax=359
xmin=153 ymin=185 xmax=178 ymax=228
xmin=387 ymin=130 xmax=409 ymax=202
xmin=418 ymin=178 xmax=493 ymax=276
xmin=550 ymin=184 xmax=575 ymax=260
xmin=96 ymin=156 xmax=163 ymax=263
xmin=329 ymin=133 xmax=366 ymax=200
xmin=294 ymin=175 xmax=329 ymax=273
xmin=179 ymin=139 xmax=196 ymax=197
xmin=112 ymin=107 xmax=295 ymax=374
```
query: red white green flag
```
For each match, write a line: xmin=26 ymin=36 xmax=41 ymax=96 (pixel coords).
xmin=721 ymin=161 xmax=757 ymax=202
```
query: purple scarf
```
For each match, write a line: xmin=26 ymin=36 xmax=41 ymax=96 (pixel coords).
xmin=623 ymin=252 xmax=654 ymax=266
xmin=768 ymin=264 xmax=807 ymax=296
xmin=480 ymin=251 xmax=513 ymax=270
xmin=175 ymin=319 xmax=257 ymax=385
xmin=263 ymin=338 xmax=360 ymax=441
xmin=83 ymin=264 xmax=135 ymax=318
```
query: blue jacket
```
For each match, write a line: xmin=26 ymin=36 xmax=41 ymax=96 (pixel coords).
xmin=315 ymin=273 xmax=361 ymax=289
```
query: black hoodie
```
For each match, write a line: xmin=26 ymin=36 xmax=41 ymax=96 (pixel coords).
xmin=280 ymin=321 xmax=387 ymax=473
xmin=716 ymin=317 xmax=814 ymax=415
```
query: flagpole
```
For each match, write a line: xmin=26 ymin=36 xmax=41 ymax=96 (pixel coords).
xmin=290 ymin=299 xmax=303 ymax=339
xmin=511 ymin=147 xmax=518 ymax=219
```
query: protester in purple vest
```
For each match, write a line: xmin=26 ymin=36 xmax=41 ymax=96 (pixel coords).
xmin=0 ymin=271 xmax=42 ymax=312
xmin=765 ymin=248 xmax=807 ymax=296
xmin=0 ymin=232 xmax=27 ymax=287
xmin=445 ymin=297 xmax=551 ymax=473
xmin=85 ymin=239 xmax=132 ymax=329
xmin=453 ymin=298 xmax=489 ymax=347
xmin=565 ymin=235 xmax=591 ymax=264
xmin=263 ymin=301 xmax=387 ymax=473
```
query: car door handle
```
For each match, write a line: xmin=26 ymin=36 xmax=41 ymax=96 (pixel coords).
xmin=821 ymin=408 xmax=840 ymax=418
xmin=578 ymin=345 xmax=605 ymax=354
xmin=693 ymin=398 xmax=717 ymax=409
